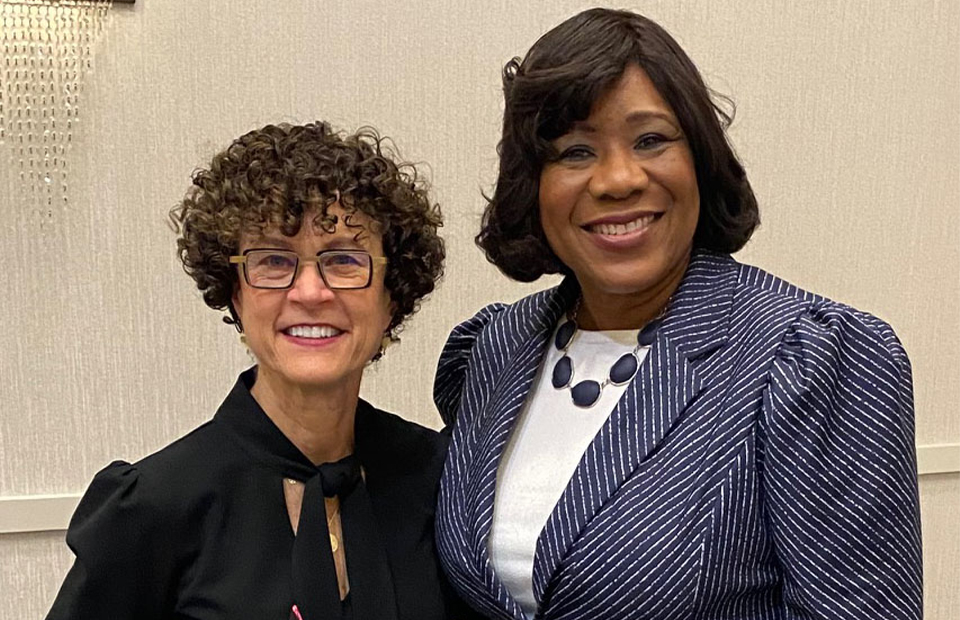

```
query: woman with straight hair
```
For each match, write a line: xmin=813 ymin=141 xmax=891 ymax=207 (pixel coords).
xmin=434 ymin=8 xmax=922 ymax=620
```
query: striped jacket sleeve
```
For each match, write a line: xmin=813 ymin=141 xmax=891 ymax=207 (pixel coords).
xmin=433 ymin=303 xmax=506 ymax=427
xmin=760 ymin=301 xmax=922 ymax=619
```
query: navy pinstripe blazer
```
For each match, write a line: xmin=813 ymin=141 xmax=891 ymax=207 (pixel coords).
xmin=434 ymin=251 xmax=922 ymax=620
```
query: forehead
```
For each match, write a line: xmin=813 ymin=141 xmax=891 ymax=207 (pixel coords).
xmin=581 ymin=64 xmax=675 ymax=124
xmin=239 ymin=203 xmax=381 ymax=247
xmin=542 ymin=63 xmax=679 ymax=142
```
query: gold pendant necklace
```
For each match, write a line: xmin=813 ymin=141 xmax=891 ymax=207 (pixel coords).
xmin=327 ymin=501 xmax=341 ymax=553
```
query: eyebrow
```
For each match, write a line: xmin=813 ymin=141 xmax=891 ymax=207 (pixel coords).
xmin=243 ymin=235 xmax=366 ymax=251
xmin=569 ymin=110 xmax=678 ymax=133
xmin=323 ymin=237 xmax=366 ymax=250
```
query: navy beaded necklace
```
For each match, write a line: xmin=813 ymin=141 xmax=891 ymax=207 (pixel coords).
xmin=551 ymin=303 xmax=663 ymax=408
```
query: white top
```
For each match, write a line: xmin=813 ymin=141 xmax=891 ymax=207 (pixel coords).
xmin=487 ymin=324 xmax=650 ymax=618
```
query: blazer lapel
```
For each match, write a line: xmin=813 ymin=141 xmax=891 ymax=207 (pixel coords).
xmin=532 ymin=252 xmax=737 ymax=607
xmin=463 ymin=279 xmax=579 ymax=617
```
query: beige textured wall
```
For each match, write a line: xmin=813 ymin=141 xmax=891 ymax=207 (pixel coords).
xmin=0 ymin=1 xmax=956 ymax=618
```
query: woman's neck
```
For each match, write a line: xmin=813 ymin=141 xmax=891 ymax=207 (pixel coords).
xmin=250 ymin=369 xmax=359 ymax=466
xmin=576 ymin=254 xmax=688 ymax=331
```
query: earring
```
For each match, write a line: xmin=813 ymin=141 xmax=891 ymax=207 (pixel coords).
xmin=372 ymin=333 xmax=395 ymax=362
xmin=239 ymin=333 xmax=256 ymax=363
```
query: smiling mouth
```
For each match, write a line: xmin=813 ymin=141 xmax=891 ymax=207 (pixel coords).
xmin=586 ymin=214 xmax=659 ymax=236
xmin=284 ymin=325 xmax=343 ymax=339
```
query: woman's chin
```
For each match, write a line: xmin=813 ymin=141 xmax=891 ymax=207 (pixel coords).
xmin=579 ymin=268 xmax=667 ymax=299
xmin=256 ymin=361 xmax=361 ymax=396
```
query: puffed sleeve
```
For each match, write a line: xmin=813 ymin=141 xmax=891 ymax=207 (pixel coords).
xmin=433 ymin=303 xmax=506 ymax=426
xmin=760 ymin=302 xmax=922 ymax=619
xmin=46 ymin=461 xmax=178 ymax=620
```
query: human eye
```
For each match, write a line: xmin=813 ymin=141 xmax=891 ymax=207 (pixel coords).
xmin=246 ymin=250 xmax=296 ymax=269
xmin=245 ymin=251 xmax=297 ymax=287
xmin=259 ymin=252 xmax=296 ymax=268
xmin=634 ymin=133 xmax=670 ymax=150
xmin=556 ymin=145 xmax=594 ymax=162
xmin=326 ymin=252 xmax=366 ymax=267
xmin=321 ymin=251 xmax=371 ymax=287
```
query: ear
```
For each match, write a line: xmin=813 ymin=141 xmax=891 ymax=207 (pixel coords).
xmin=385 ymin=299 xmax=398 ymax=333
xmin=229 ymin=290 xmax=244 ymax=332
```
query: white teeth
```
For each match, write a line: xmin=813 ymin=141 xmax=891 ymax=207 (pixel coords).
xmin=286 ymin=325 xmax=341 ymax=339
xmin=590 ymin=214 xmax=656 ymax=236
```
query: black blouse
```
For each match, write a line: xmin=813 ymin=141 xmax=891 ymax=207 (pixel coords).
xmin=46 ymin=369 xmax=477 ymax=620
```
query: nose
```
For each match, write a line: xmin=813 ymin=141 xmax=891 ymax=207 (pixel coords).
xmin=588 ymin=147 xmax=649 ymax=200
xmin=287 ymin=261 xmax=336 ymax=304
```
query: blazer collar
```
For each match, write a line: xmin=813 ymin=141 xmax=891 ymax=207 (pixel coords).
xmin=658 ymin=249 xmax=736 ymax=359
xmin=450 ymin=278 xmax=576 ymax=618
xmin=532 ymin=251 xmax=738 ymax=606
xmin=512 ymin=275 xmax=580 ymax=345
xmin=532 ymin=249 xmax=736 ymax=356
xmin=465 ymin=251 xmax=739 ymax=613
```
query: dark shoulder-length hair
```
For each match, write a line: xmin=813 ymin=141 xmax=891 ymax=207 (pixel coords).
xmin=478 ymin=8 xmax=759 ymax=281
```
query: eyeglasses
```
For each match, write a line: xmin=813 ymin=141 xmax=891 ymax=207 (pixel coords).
xmin=229 ymin=249 xmax=388 ymax=290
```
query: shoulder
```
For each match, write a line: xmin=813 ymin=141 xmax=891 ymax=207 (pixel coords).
xmin=74 ymin=419 xmax=247 ymax=535
xmin=443 ymin=282 xmax=569 ymax=350
xmin=723 ymin=256 xmax=903 ymax=356
xmin=434 ymin=283 xmax=573 ymax=425
xmin=356 ymin=402 xmax=452 ymax=503
xmin=67 ymin=461 xmax=145 ymax=541
xmin=64 ymin=455 xmax=191 ymax=567
xmin=675 ymin=252 xmax=821 ymax=344
xmin=131 ymin=419 xmax=241 ymax=496
xmin=717 ymin=261 xmax=914 ymax=419
xmin=53 ymin=458 xmax=190 ymax=617
xmin=686 ymin=254 xmax=909 ymax=391
xmin=774 ymin=297 xmax=910 ymax=395
xmin=729 ymin=259 xmax=904 ymax=359
xmin=697 ymin=259 xmax=916 ymax=469
xmin=433 ymin=301 xmax=512 ymax=427
xmin=730 ymin=259 xmax=821 ymax=319
xmin=357 ymin=401 xmax=448 ymax=473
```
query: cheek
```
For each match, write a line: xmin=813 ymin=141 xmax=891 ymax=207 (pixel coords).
xmin=683 ymin=182 xmax=701 ymax=227
xmin=375 ymin=289 xmax=394 ymax=334
xmin=234 ymin=287 xmax=279 ymax=330
xmin=676 ymin=152 xmax=700 ymax=204
xmin=538 ymin=173 xmax=571 ymax=240
xmin=662 ymin=153 xmax=700 ymax=226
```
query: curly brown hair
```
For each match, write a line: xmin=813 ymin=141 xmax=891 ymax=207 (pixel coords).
xmin=169 ymin=121 xmax=444 ymax=339
xmin=478 ymin=8 xmax=760 ymax=281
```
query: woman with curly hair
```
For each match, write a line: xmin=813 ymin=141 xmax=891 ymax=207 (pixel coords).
xmin=47 ymin=121 xmax=477 ymax=620
xmin=434 ymin=8 xmax=921 ymax=620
